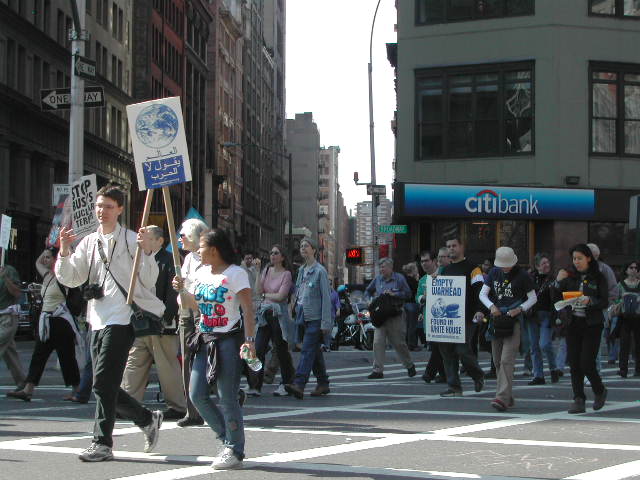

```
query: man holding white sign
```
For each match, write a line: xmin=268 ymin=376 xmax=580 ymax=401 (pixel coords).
xmin=436 ymin=236 xmax=485 ymax=397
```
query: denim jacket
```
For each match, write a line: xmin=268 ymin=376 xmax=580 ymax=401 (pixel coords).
xmin=294 ymin=261 xmax=332 ymax=331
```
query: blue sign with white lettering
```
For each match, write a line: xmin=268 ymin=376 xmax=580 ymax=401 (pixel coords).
xmin=404 ymin=184 xmax=595 ymax=219
xmin=142 ymin=155 xmax=187 ymax=189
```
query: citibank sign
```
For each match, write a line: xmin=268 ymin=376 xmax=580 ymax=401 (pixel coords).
xmin=403 ymin=184 xmax=595 ymax=220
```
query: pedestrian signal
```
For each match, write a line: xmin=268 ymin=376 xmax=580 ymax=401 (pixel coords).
xmin=346 ymin=247 xmax=364 ymax=265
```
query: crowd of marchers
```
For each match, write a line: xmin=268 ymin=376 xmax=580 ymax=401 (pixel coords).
xmin=1 ymin=185 xmax=638 ymax=470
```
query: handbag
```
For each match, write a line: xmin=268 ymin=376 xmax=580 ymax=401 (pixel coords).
xmin=109 ymin=270 xmax=164 ymax=337
xmin=491 ymin=313 xmax=517 ymax=338
xmin=369 ymin=293 xmax=401 ymax=327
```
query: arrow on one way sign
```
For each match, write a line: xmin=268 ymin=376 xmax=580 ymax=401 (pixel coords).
xmin=40 ymin=86 xmax=105 ymax=111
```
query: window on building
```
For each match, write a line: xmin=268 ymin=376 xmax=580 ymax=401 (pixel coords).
xmin=56 ymin=9 xmax=65 ymax=44
xmin=591 ymin=62 xmax=640 ymax=155
xmin=416 ymin=0 xmax=534 ymax=25
xmin=112 ymin=2 xmax=118 ymax=39
xmin=5 ymin=39 xmax=16 ymax=89
xmin=111 ymin=54 xmax=117 ymax=83
xmin=96 ymin=0 xmax=102 ymax=24
xmin=32 ymin=0 xmax=41 ymax=27
xmin=86 ymin=0 xmax=92 ymax=15
xmin=43 ymin=61 xmax=50 ymax=88
xmin=416 ymin=61 xmax=534 ymax=159
xmin=43 ymin=0 xmax=51 ymax=35
xmin=117 ymin=59 xmax=123 ymax=89
xmin=96 ymin=41 xmax=102 ymax=74
xmin=102 ymin=0 xmax=109 ymax=29
xmin=65 ymin=15 xmax=72 ymax=48
xmin=17 ymin=45 xmax=26 ymax=95
xmin=590 ymin=0 xmax=640 ymax=17
xmin=118 ymin=8 xmax=123 ymax=42
xmin=33 ymin=56 xmax=42 ymax=101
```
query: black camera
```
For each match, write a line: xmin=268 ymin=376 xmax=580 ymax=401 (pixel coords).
xmin=83 ymin=283 xmax=104 ymax=301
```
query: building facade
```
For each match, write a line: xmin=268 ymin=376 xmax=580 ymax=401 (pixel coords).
xmin=355 ymin=197 xmax=393 ymax=283
xmin=319 ymin=146 xmax=340 ymax=280
xmin=393 ymin=0 xmax=640 ymax=271
xmin=286 ymin=112 xmax=320 ymax=242
xmin=132 ymin=0 xmax=211 ymax=228
xmin=0 ymin=0 xmax=133 ymax=280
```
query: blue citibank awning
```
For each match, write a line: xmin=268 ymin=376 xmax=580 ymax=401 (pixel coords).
xmin=402 ymin=184 xmax=595 ymax=220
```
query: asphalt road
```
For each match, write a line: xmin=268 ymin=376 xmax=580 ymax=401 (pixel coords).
xmin=1 ymin=337 xmax=640 ymax=480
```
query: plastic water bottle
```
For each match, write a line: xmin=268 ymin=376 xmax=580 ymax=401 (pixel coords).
xmin=241 ymin=345 xmax=262 ymax=372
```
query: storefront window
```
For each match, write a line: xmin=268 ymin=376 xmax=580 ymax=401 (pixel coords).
xmin=499 ymin=220 xmax=529 ymax=266
xmin=589 ymin=222 xmax=638 ymax=270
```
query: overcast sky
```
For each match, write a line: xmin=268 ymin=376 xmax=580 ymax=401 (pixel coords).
xmin=286 ymin=0 xmax=398 ymax=213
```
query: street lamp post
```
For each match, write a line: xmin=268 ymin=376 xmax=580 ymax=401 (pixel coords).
xmin=221 ymin=142 xmax=294 ymax=262
xmin=368 ymin=0 xmax=382 ymax=278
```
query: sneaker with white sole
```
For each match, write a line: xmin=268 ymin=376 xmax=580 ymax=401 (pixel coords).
xmin=141 ymin=410 xmax=163 ymax=453
xmin=273 ymin=384 xmax=288 ymax=396
xmin=211 ymin=447 xmax=243 ymax=470
xmin=78 ymin=442 xmax=114 ymax=462
xmin=245 ymin=388 xmax=261 ymax=397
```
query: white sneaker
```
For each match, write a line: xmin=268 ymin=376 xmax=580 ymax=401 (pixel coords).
xmin=141 ymin=410 xmax=163 ymax=453
xmin=273 ymin=384 xmax=288 ymax=396
xmin=78 ymin=442 xmax=114 ymax=462
xmin=245 ymin=388 xmax=261 ymax=397
xmin=211 ymin=447 xmax=243 ymax=470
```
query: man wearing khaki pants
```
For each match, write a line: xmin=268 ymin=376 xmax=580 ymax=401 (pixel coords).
xmin=122 ymin=226 xmax=186 ymax=419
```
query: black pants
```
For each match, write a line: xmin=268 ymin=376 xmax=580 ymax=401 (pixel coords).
xmin=91 ymin=324 xmax=152 ymax=447
xmin=423 ymin=343 xmax=446 ymax=379
xmin=619 ymin=316 xmax=640 ymax=374
xmin=438 ymin=323 xmax=484 ymax=391
xmin=26 ymin=317 xmax=80 ymax=386
xmin=250 ymin=311 xmax=295 ymax=391
xmin=566 ymin=317 xmax=605 ymax=400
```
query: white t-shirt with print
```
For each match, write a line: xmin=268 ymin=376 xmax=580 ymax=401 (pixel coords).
xmin=189 ymin=264 xmax=250 ymax=334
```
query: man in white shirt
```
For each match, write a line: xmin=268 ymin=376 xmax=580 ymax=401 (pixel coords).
xmin=56 ymin=184 xmax=164 ymax=462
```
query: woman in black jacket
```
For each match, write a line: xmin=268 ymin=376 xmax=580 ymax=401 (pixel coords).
xmin=553 ymin=244 xmax=608 ymax=414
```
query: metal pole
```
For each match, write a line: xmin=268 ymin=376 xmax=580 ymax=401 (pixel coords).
xmin=68 ymin=0 xmax=86 ymax=184
xmin=288 ymin=152 xmax=293 ymax=264
xmin=369 ymin=0 xmax=382 ymax=278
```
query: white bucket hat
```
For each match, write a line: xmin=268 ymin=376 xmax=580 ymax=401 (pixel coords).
xmin=494 ymin=246 xmax=518 ymax=268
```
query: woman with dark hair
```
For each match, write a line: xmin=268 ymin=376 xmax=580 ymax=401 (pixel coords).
xmin=7 ymin=248 xmax=81 ymax=401
xmin=553 ymin=243 xmax=609 ymax=413
xmin=246 ymin=244 xmax=294 ymax=396
xmin=614 ymin=260 xmax=640 ymax=377
xmin=173 ymin=229 xmax=256 ymax=470
xmin=285 ymin=237 xmax=332 ymax=399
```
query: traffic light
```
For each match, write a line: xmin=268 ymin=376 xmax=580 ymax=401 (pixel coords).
xmin=345 ymin=247 xmax=364 ymax=266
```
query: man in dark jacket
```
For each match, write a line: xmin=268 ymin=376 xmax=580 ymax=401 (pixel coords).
xmin=437 ymin=236 xmax=485 ymax=397
xmin=121 ymin=226 xmax=186 ymax=420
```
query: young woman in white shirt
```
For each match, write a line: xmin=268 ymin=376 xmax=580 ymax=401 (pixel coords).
xmin=173 ymin=229 xmax=256 ymax=470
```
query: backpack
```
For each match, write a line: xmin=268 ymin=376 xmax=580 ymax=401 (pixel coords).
xmin=619 ymin=282 xmax=640 ymax=318
xmin=369 ymin=293 xmax=402 ymax=327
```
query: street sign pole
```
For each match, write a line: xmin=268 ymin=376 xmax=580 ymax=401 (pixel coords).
xmin=68 ymin=0 xmax=86 ymax=184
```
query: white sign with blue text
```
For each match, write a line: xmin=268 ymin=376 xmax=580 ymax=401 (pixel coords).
xmin=425 ymin=275 xmax=466 ymax=344
xmin=126 ymin=97 xmax=192 ymax=191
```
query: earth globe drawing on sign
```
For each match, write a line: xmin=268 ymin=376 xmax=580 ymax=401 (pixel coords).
xmin=135 ymin=104 xmax=179 ymax=149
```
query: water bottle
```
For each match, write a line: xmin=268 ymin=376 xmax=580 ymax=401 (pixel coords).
xmin=241 ymin=345 xmax=262 ymax=372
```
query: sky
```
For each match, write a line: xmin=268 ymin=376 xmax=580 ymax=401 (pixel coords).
xmin=285 ymin=0 xmax=398 ymax=213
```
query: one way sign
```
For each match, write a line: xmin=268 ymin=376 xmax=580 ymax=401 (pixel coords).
xmin=40 ymin=86 xmax=105 ymax=111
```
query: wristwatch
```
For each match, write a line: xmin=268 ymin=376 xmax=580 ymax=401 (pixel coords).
xmin=245 ymin=336 xmax=255 ymax=343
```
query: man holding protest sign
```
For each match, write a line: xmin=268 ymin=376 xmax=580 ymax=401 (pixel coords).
xmin=436 ymin=236 xmax=485 ymax=397
xmin=55 ymin=184 xmax=164 ymax=462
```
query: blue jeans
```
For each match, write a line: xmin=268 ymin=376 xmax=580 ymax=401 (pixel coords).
xmin=294 ymin=319 xmax=329 ymax=387
xmin=189 ymin=334 xmax=244 ymax=459
xmin=528 ymin=311 xmax=557 ymax=378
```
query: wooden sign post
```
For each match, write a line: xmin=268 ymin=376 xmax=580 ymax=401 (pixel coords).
xmin=126 ymin=189 xmax=154 ymax=305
